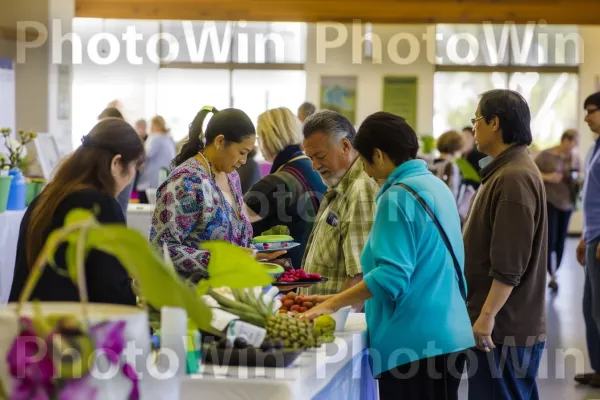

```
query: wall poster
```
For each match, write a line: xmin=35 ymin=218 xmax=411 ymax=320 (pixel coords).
xmin=382 ymin=76 xmax=418 ymax=130
xmin=320 ymin=76 xmax=357 ymax=125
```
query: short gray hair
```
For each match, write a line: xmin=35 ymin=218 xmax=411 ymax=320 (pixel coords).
xmin=302 ymin=110 xmax=356 ymax=143
xmin=298 ymin=102 xmax=316 ymax=118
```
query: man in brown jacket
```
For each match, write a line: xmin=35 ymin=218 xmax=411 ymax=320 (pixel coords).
xmin=463 ymin=89 xmax=548 ymax=399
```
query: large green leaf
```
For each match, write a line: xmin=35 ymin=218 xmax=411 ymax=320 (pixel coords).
xmin=33 ymin=209 xmax=275 ymax=337
xmin=63 ymin=207 xmax=97 ymax=226
xmin=77 ymin=225 xmax=218 ymax=335
xmin=199 ymin=241 xmax=273 ymax=293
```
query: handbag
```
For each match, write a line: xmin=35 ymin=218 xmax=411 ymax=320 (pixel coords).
xmin=395 ymin=183 xmax=468 ymax=303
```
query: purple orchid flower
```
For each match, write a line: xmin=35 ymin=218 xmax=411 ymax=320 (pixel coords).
xmin=89 ymin=320 xmax=126 ymax=364
xmin=89 ymin=320 xmax=140 ymax=400
xmin=122 ymin=363 xmax=140 ymax=400
xmin=7 ymin=328 xmax=54 ymax=383
xmin=9 ymin=381 xmax=52 ymax=400
xmin=58 ymin=376 xmax=98 ymax=400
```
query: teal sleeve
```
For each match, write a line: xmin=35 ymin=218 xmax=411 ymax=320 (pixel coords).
xmin=363 ymin=191 xmax=417 ymax=302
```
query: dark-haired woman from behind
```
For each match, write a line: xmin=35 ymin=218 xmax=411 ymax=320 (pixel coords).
xmin=299 ymin=112 xmax=474 ymax=399
xmin=149 ymin=107 xmax=285 ymax=283
xmin=9 ymin=118 xmax=146 ymax=305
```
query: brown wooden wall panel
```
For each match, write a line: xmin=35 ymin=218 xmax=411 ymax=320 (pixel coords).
xmin=75 ymin=0 xmax=600 ymax=24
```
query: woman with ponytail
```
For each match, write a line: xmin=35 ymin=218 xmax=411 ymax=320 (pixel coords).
xmin=9 ymin=118 xmax=146 ymax=304
xmin=149 ymin=107 xmax=285 ymax=282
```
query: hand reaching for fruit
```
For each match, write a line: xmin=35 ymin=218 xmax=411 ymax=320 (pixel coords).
xmin=303 ymin=294 xmax=334 ymax=305
xmin=297 ymin=300 xmax=335 ymax=322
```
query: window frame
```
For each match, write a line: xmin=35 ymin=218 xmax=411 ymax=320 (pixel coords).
xmin=433 ymin=24 xmax=580 ymax=147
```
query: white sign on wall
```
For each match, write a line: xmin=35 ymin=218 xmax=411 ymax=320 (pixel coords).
xmin=33 ymin=134 xmax=63 ymax=180
xmin=0 ymin=57 xmax=15 ymax=133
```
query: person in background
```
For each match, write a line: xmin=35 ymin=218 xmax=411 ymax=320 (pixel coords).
xmin=430 ymin=130 xmax=464 ymax=199
xmin=297 ymin=102 xmax=316 ymax=123
xmin=149 ymin=107 xmax=284 ymax=283
xmin=244 ymin=107 xmax=327 ymax=270
xmin=300 ymin=110 xmax=378 ymax=308
xmin=237 ymin=146 xmax=261 ymax=193
xmin=575 ymin=91 xmax=600 ymax=387
xmin=9 ymin=118 xmax=145 ymax=305
xmin=136 ymin=115 xmax=176 ymax=204
xmin=98 ymin=108 xmax=132 ymax=217
xmin=98 ymin=107 xmax=123 ymax=120
xmin=534 ymin=129 xmax=581 ymax=292
xmin=463 ymin=89 xmax=547 ymax=399
xmin=299 ymin=112 xmax=474 ymax=399
xmin=135 ymin=119 xmax=148 ymax=142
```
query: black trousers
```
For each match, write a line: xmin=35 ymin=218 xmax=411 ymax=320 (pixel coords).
xmin=547 ymin=202 xmax=572 ymax=275
xmin=378 ymin=352 xmax=466 ymax=400
xmin=138 ymin=190 xmax=149 ymax=204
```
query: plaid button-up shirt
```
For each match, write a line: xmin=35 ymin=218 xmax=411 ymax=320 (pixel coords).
xmin=301 ymin=159 xmax=378 ymax=296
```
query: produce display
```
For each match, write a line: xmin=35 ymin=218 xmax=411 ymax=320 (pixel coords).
xmin=277 ymin=269 xmax=322 ymax=283
xmin=313 ymin=314 xmax=336 ymax=345
xmin=278 ymin=291 xmax=314 ymax=314
xmin=207 ymin=287 xmax=277 ymax=328
xmin=264 ymin=314 xmax=316 ymax=349
xmin=206 ymin=287 xmax=338 ymax=356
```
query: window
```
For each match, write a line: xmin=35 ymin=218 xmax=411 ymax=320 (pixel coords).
xmin=433 ymin=24 xmax=580 ymax=147
xmin=433 ymin=72 xmax=508 ymax=135
xmin=71 ymin=69 xmax=156 ymax=149
xmin=155 ymin=69 xmax=231 ymax=142
xmin=160 ymin=21 xmax=306 ymax=64
xmin=509 ymin=72 xmax=578 ymax=147
xmin=154 ymin=68 xmax=306 ymax=147
xmin=232 ymin=70 xmax=306 ymax=126
xmin=71 ymin=18 xmax=308 ymax=158
xmin=435 ymin=24 xmax=581 ymax=67
xmin=433 ymin=71 xmax=578 ymax=147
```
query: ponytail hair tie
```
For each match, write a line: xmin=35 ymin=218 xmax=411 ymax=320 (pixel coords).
xmin=191 ymin=106 xmax=219 ymax=146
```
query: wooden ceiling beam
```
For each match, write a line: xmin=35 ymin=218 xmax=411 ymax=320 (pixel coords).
xmin=75 ymin=0 xmax=600 ymax=24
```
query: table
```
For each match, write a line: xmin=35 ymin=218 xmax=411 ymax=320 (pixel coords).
xmin=126 ymin=203 xmax=155 ymax=237
xmin=176 ymin=314 xmax=378 ymax=400
xmin=0 ymin=210 xmax=25 ymax=304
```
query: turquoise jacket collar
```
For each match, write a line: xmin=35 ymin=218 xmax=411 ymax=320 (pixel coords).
xmin=378 ymin=159 xmax=430 ymax=201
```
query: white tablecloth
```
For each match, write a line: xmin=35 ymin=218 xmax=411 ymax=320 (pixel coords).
xmin=174 ymin=314 xmax=378 ymax=400
xmin=126 ymin=203 xmax=155 ymax=237
xmin=0 ymin=211 xmax=25 ymax=304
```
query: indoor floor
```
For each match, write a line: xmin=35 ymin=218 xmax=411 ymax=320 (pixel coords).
xmin=457 ymin=238 xmax=600 ymax=399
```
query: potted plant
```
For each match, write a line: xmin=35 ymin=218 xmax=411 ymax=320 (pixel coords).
xmin=0 ymin=128 xmax=37 ymax=172
xmin=0 ymin=208 xmax=273 ymax=399
xmin=0 ymin=165 xmax=11 ymax=213
xmin=1 ymin=128 xmax=37 ymax=210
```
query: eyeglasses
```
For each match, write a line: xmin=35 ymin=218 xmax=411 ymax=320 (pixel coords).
xmin=586 ymin=108 xmax=600 ymax=117
xmin=470 ymin=116 xmax=484 ymax=125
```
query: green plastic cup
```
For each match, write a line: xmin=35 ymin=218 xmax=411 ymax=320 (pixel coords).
xmin=26 ymin=182 xmax=37 ymax=206
xmin=0 ymin=175 xmax=13 ymax=213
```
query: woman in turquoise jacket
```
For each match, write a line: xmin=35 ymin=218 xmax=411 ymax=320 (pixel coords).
xmin=300 ymin=112 xmax=475 ymax=399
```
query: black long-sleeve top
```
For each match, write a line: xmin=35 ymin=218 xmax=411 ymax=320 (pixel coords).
xmin=9 ymin=188 xmax=136 ymax=306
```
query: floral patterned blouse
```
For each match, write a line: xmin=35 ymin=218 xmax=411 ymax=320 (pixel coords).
xmin=149 ymin=155 xmax=253 ymax=282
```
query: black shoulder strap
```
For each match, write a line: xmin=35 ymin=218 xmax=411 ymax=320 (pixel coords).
xmin=395 ymin=183 xmax=467 ymax=303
